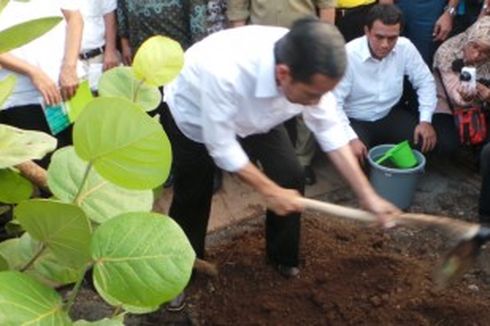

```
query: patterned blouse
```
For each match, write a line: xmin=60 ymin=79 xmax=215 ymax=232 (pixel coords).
xmin=117 ymin=0 xmax=207 ymax=51
xmin=433 ymin=17 xmax=490 ymax=113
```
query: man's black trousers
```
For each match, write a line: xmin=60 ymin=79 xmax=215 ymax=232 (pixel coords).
xmin=162 ymin=108 xmax=305 ymax=267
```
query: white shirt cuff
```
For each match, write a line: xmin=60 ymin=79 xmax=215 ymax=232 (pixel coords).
xmin=209 ymin=143 xmax=250 ymax=172
xmin=419 ymin=110 xmax=433 ymax=123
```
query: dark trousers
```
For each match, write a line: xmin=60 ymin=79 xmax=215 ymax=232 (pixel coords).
xmin=162 ymin=108 xmax=304 ymax=266
xmin=0 ymin=104 xmax=72 ymax=168
xmin=349 ymin=107 xmax=459 ymax=156
xmin=335 ymin=3 xmax=376 ymax=42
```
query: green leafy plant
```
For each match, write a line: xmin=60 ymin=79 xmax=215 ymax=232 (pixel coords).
xmin=0 ymin=3 xmax=196 ymax=322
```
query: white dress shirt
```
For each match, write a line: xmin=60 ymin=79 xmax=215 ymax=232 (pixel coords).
xmin=0 ymin=0 xmax=81 ymax=109
xmin=333 ymin=35 xmax=437 ymax=137
xmin=80 ymin=0 xmax=117 ymax=51
xmin=165 ymin=25 xmax=350 ymax=172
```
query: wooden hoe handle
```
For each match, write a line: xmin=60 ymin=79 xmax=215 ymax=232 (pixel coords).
xmin=298 ymin=197 xmax=479 ymax=238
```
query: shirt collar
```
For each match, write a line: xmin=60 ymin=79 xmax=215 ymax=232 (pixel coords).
xmin=255 ymin=44 xmax=280 ymax=98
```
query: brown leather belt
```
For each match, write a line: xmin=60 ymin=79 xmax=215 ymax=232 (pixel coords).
xmin=79 ymin=46 xmax=105 ymax=60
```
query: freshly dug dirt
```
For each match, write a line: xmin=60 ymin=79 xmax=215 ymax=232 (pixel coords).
xmin=183 ymin=213 xmax=490 ymax=325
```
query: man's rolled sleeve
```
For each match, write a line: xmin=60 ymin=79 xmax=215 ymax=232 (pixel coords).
xmin=404 ymin=40 xmax=436 ymax=123
xmin=207 ymin=140 xmax=250 ymax=172
xmin=314 ymin=124 xmax=350 ymax=152
xmin=303 ymin=92 xmax=352 ymax=152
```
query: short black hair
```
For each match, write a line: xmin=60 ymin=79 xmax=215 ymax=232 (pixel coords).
xmin=274 ymin=17 xmax=346 ymax=83
xmin=365 ymin=4 xmax=404 ymax=30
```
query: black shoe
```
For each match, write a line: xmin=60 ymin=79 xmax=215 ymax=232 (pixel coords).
xmin=304 ymin=165 xmax=316 ymax=186
xmin=166 ymin=292 xmax=186 ymax=312
xmin=275 ymin=264 xmax=300 ymax=278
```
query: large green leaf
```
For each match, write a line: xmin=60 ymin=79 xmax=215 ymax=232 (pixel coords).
xmin=92 ymin=212 xmax=195 ymax=309
xmin=48 ymin=147 xmax=153 ymax=224
xmin=0 ymin=16 xmax=62 ymax=53
xmin=89 ymin=287 xmax=159 ymax=315
xmin=0 ymin=234 xmax=80 ymax=286
xmin=132 ymin=36 xmax=184 ymax=87
xmin=98 ymin=67 xmax=161 ymax=112
xmin=15 ymin=199 xmax=92 ymax=268
xmin=0 ymin=75 xmax=16 ymax=108
xmin=0 ymin=168 xmax=33 ymax=203
xmin=0 ymin=254 xmax=8 ymax=271
xmin=0 ymin=271 xmax=72 ymax=325
xmin=0 ymin=124 xmax=57 ymax=168
xmin=73 ymin=97 xmax=171 ymax=190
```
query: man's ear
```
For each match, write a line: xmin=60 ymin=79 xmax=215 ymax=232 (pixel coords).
xmin=364 ymin=25 xmax=369 ymax=35
xmin=275 ymin=64 xmax=291 ymax=84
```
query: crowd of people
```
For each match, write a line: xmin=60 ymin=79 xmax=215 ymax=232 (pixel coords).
xmin=0 ymin=0 xmax=489 ymax=312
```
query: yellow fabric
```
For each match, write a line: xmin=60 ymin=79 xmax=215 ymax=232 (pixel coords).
xmin=336 ymin=0 xmax=376 ymax=9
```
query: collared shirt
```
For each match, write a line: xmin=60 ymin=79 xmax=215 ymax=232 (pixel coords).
xmin=226 ymin=0 xmax=335 ymax=28
xmin=164 ymin=25 xmax=350 ymax=172
xmin=80 ymin=0 xmax=117 ymax=51
xmin=333 ymin=35 xmax=436 ymax=136
xmin=336 ymin=0 xmax=375 ymax=9
xmin=0 ymin=0 xmax=81 ymax=109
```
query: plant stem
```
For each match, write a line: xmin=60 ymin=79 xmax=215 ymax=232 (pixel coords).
xmin=20 ymin=243 xmax=46 ymax=272
xmin=112 ymin=305 xmax=123 ymax=318
xmin=133 ymin=79 xmax=145 ymax=103
xmin=73 ymin=162 xmax=93 ymax=205
xmin=64 ymin=264 xmax=92 ymax=313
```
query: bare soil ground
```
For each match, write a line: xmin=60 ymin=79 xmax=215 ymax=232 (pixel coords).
xmin=72 ymin=156 xmax=490 ymax=325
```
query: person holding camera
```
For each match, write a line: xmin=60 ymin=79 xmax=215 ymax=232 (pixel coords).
xmin=434 ymin=17 xmax=490 ymax=112
xmin=433 ymin=17 xmax=490 ymax=223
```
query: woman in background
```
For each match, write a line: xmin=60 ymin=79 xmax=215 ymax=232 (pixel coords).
xmin=433 ymin=17 xmax=490 ymax=223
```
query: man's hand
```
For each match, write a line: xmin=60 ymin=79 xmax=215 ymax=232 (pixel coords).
xmin=349 ymin=138 xmax=368 ymax=166
xmin=476 ymin=82 xmax=490 ymax=102
xmin=236 ymin=162 xmax=303 ymax=216
xmin=29 ymin=67 xmax=62 ymax=105
xmin=359 ymin=193 xmax=400 ymax=228
xmin=458 ymin=84 xmax=478 ymax=102
xmin=433 ymin=12 xmax=453 ymax=41
xmin=264 ymin=186 xmax=303 ymax=216
xmin=414 ymin=121 xmax=437 ymax=153
xmin=59 ymin=64 xmax=79 ymax=101
xmin=103 ymin=49 xmax=120 ymax=71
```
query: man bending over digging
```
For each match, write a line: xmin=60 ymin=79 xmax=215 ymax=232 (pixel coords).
xmin=162 ymin=17 xmax=400 ymax=310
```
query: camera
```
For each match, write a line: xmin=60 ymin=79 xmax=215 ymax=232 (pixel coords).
xmin=460 ymin=66 xmax=477 ymax=93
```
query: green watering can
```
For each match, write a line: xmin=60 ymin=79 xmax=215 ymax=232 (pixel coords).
xmin=375 ymin=140 xmax=417 ymax=169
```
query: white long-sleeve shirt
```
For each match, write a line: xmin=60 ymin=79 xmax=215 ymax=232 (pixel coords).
xmin=164 ymin=25 xmax=350 ymax=172
xmin=333 ymin=36 xmax=437 ymax=135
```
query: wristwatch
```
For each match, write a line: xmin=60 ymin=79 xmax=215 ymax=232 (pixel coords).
xmin=444 ymin=5 xmax=456 ymax=17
